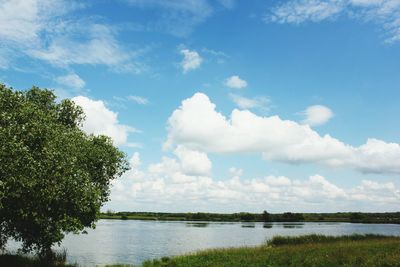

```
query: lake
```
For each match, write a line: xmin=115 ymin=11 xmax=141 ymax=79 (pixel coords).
xmin=7 ymin=220 xmax=400 ymax=266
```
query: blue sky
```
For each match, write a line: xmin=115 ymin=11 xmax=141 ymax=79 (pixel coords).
xmin=1 ymin=0 xmax=400 ymax=213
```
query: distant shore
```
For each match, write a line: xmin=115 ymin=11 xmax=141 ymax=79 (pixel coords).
xmin=100 ymin=211 xmax=400 ymax=224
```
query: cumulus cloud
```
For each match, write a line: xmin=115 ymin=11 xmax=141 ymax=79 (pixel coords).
xmin=174 ymin=146 xmax=212 ymax=176
xmin=229 ymin=94 xmax=270 ymax=111
xmin=349 ymin=180 xmax=400 ymax=204
xmin=164 ymin=92 xmax=400 ymax=174
xmin=229 ymin=167 xmax=243 ymax=177
xmin=266 ymin=0 xmax=400 ymax=43
xmin=224 ymin=75 xmax=248 ymax=89
xmin=180 ymin=49 xmax=203 ymax=73
xmin=72 ymin=96 xmax=138 ymax=146
xmin=0 ymin=0 xmax=142 ymax=72
xmin=302 ymin=105 xmax=334 ymax=126
xmin=107 ymin=153 xmax=400 ymax=212
xmin=55 ymin=73 xmax=85 ymax=90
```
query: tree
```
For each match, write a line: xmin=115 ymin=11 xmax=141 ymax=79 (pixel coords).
xmin=262 ymin=210 xmax=271 ymax=222
xmin=0 ymin=84 xmax=128 ymax=256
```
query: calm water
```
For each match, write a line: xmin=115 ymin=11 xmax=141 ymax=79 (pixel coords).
xmin=7 ymin=220 xmax=400 ymax=266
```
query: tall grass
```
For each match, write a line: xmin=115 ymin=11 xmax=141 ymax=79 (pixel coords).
xmin=142 ymin=234 xmax=400 ymax=267
xmin=266 ymin=233 xmax=391 ymax=246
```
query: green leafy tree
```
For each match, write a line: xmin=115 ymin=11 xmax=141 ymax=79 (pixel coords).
xmin=0 ymin=84 xmax=128 ymax=256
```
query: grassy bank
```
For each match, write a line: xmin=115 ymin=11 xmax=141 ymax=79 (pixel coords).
xmin=142 ymin=234 xmax=400 ymax=267
xmin=2 ymin=234 xmax=400 ymax=267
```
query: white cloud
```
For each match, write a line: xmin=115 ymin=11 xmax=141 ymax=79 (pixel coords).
xmin=224 ymin=75 xmax=248 ymax=89
xmin=202 ymin=48 xmax=229 ymax=64
xmin=268 ymin=0 xmax=345 ymax=24
xmin=128 ymin=95 xmax=149 ymax=105
xmin=180 ymin=49 xmax=203 ymax=73
xmin=174 ymin=145 xmax=212 ymax=176
xmin=107 ymin=153 xmax=400 ymax=212
xmin=229 ymin=167 xmax=243 ymax=177
xmin=266 ymin=0 xmax=400 ymax=43
xmin=302 ymin=104 xmax=334 ymax=126
xmin=0 ymin=0 xmax=142 ymax=72
xmin=28 ymin=24 xmax=139 ymax=72
xmin=164 ymin=92 xmax=400 ymax=174
xmin=72 ymin=96 xmax=138 ymax=146
xmin=56 ymin=73 xmax=85 ymax=90
xmin=229 ymin=94 xmax=270 ymax=111
xmin=0 ymin=0 xmax=73 ymax=45
xmin=349 ymin=180 xmax=400 ymax=204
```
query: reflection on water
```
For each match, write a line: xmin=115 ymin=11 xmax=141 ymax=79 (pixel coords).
xmin=263 ymin=223 xmax=273 ymax=228
xmin=6 ymin=220 xmax=400 ymax=266
xmin=282 ymin=223 xmax=304 ymax=229
xmin=241 ymin=222 xmax=256 ymax=228
xmin=263 ymin=222 xmax=305 ymax=229
xmin=186 ymin=222 xmax=209 ymax=228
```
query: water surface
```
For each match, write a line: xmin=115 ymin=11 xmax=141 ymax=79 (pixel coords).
xmin=7 ymin=220 xmax=400 ymax=266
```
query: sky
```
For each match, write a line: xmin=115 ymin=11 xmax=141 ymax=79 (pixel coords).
xmin=1 ymin=0 xmax=400 ymax=213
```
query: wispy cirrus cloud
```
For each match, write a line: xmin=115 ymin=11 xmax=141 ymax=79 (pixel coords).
xmin=0 ymin=0 xmax=144 ymax=73
xmin=128 ymin=95 xmax=149 ymax=105
xmin=123 ymin=0 xmax=213 ymax=37
xmin=55 ymin=73 xmax=86 ymax=90
xmin=265 ymin=0 xmax=400 ymax=43
xmin=229 ymin=93 xmax=270 ymax=111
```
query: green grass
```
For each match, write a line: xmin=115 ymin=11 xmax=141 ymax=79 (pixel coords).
xmin=2 ymin=235 xmax=400 ymax=267
xmin=142 ymin=234 xmax=400 ymax=267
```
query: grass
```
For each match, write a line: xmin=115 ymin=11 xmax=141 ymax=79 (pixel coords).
xmin=142 ymin=234 xmax=400 ymax=267
xmin=2 ymin=234 xmax=400 ymax=267
xmin=266 ymin=233 xmax=393 ymax=246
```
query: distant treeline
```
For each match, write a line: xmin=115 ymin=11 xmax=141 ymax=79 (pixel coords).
xmin=100 ymin=211 xmax=400 ymax=224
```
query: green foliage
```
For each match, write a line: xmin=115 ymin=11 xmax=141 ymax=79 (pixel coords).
xmin=0 ymin=84 xmax=128 ymax=255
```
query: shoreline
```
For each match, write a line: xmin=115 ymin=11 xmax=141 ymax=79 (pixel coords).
xmin=99 ymin=211 xmax=400 ymax=224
